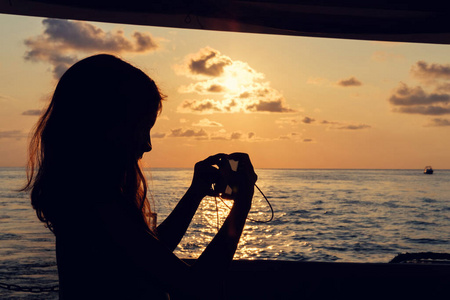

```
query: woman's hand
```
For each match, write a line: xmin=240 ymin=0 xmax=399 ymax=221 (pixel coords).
xmin=190 ymin=153 xmax=257 ymax=202
xmin=190 ymin=153 xmax=227 ymax=197
xmin=157 ymin=152 xmax=258 ymax=298
xmin=228 ymin=152 xmax=258 ymax=208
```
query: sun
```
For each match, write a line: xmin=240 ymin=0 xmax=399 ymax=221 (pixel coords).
xmin=221 ymin=75 xmax=240 ymax=93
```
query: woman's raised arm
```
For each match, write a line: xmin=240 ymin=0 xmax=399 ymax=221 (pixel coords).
xmin=156 ymin=153 xmax=227 ymax=251
xmin=95 ymin=153 xmax=257 ymax=299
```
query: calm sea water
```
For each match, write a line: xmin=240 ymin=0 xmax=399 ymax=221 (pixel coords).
xmin=1 ymin=167 xmax=449 ymax=299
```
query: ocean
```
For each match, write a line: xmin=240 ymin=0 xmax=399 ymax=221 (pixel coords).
xmin=1 ymin=167 xmax=449 ymax=299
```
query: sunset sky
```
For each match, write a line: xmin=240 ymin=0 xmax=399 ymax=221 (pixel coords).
xmin=1 ymin=13 xmax=450 ymax=169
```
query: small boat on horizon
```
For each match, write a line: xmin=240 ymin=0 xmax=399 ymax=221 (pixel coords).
xmin=424 ymin=166 xmax=434 ymax=174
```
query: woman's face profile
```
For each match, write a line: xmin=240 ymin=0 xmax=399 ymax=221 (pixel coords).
xmin=135 ymin=114 xmax=157 ymax=160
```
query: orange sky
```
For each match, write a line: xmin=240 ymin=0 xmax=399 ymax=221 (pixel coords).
xmin=1 ymin=13 xmax=450 ymax=169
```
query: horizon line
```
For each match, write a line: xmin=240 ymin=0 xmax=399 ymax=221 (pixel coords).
xmin=1 ymin=166 xmax=447 ymax=171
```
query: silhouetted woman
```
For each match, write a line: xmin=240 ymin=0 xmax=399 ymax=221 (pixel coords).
xmin=22 ymin=54 xmax=257 ymax=299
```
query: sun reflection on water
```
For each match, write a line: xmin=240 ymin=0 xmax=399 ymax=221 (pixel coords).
xmin=172 ymin=193 xmax=277 ymax=260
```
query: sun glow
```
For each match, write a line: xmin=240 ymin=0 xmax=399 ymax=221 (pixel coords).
xmin=2 ymin=14 xmax=450 ymax=169
xmin=221 ymin=75 xmax=240 ymax=93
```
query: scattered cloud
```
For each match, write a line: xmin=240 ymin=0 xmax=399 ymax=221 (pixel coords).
xmin=435 ymin=83 xmax=450 ymax=93
xmin=169 ymin=128 xmax=208 ymax=138
xmin=301 ymin=116 xmax=315 ymax=124
xmin=337 ymin=77 xmax=362 ymax=87
xmin=230 ymin=131 xmax=243 ymax=140
xmin=411 ymin=61 xmax=450 ymax=83
xmin=179 ymin=82 xmax=227 ymax=94
xmin=153 ymin=127 xmax=262 ymax=142
xmin=245 ymin=98 xmax=296 ymax=113
xmin=276 ymin=115 xmax=368 ymax=131
xmin=24 ymin=18 xmax=160 ymax=79
xmin=186 ymin=48 xmax=232 ymax=77
xmin=394 ymin=105 xmax=450 ymax=115
xmin=211 ymin=130 xmax=260 ymax=141
xmin=22 ymin=109 xmax=43 ymax=116
xmin=178 ymin=99 xmax=224 ymax=114
xmin=151 ymin=132 xmax=166 ymax=139
xmin=389 ymin=61 xmax=450 ymax=118
xmin=174 ymin=47 xmax=295 ymax=114
xmin=425 ymin=118 xmax=450 ymax=127
xmin=275 ymin=116 xmax=315 ymax=127
xmin=275 ymin=117 xmax=298 ymax=127
xmin=192 ymin=118 xmax=223 ymax=127
xmin=277 ymin=132 xmax=313 ymax=142
xmin=389 ymin=82 xmax=450 ymax=115
xmin=389 ymin=83 xmax=450 ymax=106
xmin=0 ymin=130 xmax=27 ymax=139
xmin=321 ymin=120 xmax=371 ymax=130
xmin=279 ymin=132 xmax=299 ymax=140
xmin=338 ymin=124 xmax=371 ymax=130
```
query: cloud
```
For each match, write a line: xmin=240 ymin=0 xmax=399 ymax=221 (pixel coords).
xmin=411 ymin=61 xmax=450 ymax=82
xmin=425 ymin=118 xmax=450 ymax=127
xmin=210 ymin=130 xmax=257 ymax=141
xmin=275 ymin=117 xmax=298 ymax=127
xmin=179 ymin=82 xmax=226 ymax=94
xmin=175 ymin=47 xmax=295 ymax=114
xmin=301 ymin=116 xmax=315 ymax=124
xmin=22 ymin=109 xmax=43 ymax=116
xmin=178 ymin=96 xmax=294 ymax=114
xmin=24 ymin=18 xmax=160 ymax=79
xmin=276 ymin=115 xmax=369 ymax=130
xmin=435 ymin=83 xmax=450 ymax=93
xmin=245 ymin=98 xmax=295 ymax=113
xmin=389 ymin=61 xmax=450 ymax=118
xmin=156 ymin=127 xmax=260 ymax=142
xmin=210 ymin=135 xmax=229 ymax=141
xmin=337 ymin=124 xmax=371 ymax=130
xmin=337 ymin=77 xmax=362 ymax=87
xmin=394 ymin=106 xmax=450 ymax=115
xmin=389 ymin=82 xmax=450 ymax=115
xmin=178 ymin=99 xmax=224 ymax=114
xmin=169 ymin=128 xmax=208 ymax=138
xmin=230 ymin=131 xmax=243 ymax=140
xmin=187 ymin=48 xmax=232 ymax=77
xmin=206 ymin=84 xmax=225 ymax=93
xmin=151 ymin=132 xmax=166 ymax=138
xmin=278 ymin=132 xmax=314 ymax=142
xmin=0 ymin=130 xmax=27 ymax=139
xmin=192 ymin=118 xmax=223 ymax=127
xmin=321 ymin=120 xmax=371 ymax=130
xmin=389 ymin=83 xmax=450 ymax=106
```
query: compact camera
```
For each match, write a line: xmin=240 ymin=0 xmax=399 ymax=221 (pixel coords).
xmin=213 ymin=157 xmax=239 ymax=199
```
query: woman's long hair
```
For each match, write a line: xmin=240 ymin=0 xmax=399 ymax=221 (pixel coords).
xmin=21 ymin=54 xmax=163 ymax=233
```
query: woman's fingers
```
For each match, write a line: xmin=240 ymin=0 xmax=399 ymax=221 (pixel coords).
xmin=227 ymin=152 xmax=257 ymax=184
xmin=192 ymin=154 xmax=228 ymax=196
xmin=201 ymin=153 xmax=227 ymax=166
xmin=192 ymin=152 xmax=257 ymax=198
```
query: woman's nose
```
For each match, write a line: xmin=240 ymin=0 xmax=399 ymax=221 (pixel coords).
xmin=143 ymin=135 xmax=152 ymax=153
xmin=143 ymin=142 xmax=152 ymax=152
